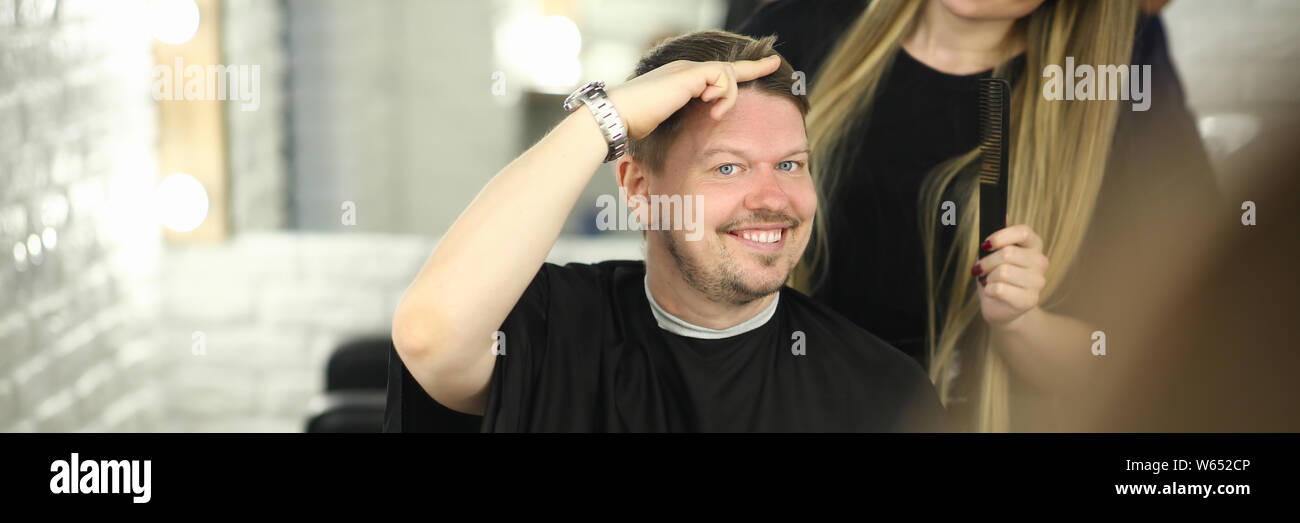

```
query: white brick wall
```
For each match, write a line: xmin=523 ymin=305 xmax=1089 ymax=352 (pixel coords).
xmin=1 ymin=0 xmax=291 ymax=433
xmin=0 ymin=0 xmax=642 ymax=434
xmin=153 ymin=233 xmax=421 ymax=432
xmin=153 ymin=232 xmax=641 ymax=433
xmin=1 ymin=0 xmax=164 ymax=433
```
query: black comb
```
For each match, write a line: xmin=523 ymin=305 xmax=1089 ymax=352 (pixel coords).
xmin=977 ymin=78 xmax=1010 ymax=251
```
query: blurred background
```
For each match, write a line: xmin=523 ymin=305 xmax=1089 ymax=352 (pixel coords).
xmin=0 ymin=0 xmax=1295 ymax=433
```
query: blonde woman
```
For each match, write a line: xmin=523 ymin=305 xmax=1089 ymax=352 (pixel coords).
xmin=739 ymin=0 xmax=1220 ymax=432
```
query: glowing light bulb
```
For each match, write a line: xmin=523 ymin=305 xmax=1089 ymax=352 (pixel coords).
xmin=42 ymin=227 xmax=58 ymax=250
xmin=26 ymin=233 xmax=41 ymax=257
xmin=150 ymin=0 xmax=201 ymax=45
xmin=154 ymin=173 xmax=209 ymax=233
xmin=502 ymin=15 xmax=583 ymax=93
xmin=12 ymin=241 xmax=27 ymax=271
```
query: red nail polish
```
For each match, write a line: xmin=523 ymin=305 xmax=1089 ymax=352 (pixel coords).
xmin=971 ymin=264 xmax=982 ymax=276
xmin=978 ymin=275 xmax=987 ymax=286
xmin=981 ymin=240 xmax=992 ymax=251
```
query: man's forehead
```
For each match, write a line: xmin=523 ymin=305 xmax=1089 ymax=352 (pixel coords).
xmin=698 ymin=143 xmax=809 ymax=160
xmin=677 ymin=91 xmax=808 ymax=161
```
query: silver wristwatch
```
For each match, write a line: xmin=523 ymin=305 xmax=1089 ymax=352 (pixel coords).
xmin=563 ymin=81 xmax=628 ymax=163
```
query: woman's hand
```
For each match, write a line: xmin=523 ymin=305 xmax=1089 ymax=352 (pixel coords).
xmin=605 ymin=55 xmax=782 ymax=141
xmin=972 ymin=222 xmax=1050 ymax=328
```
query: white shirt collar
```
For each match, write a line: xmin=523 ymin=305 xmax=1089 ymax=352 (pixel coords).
xmin=643 ymin=275 xmax=779 ymax=339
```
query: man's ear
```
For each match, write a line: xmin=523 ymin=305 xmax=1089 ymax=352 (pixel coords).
xmin=616 ymin=156 xmax=651 ymax=230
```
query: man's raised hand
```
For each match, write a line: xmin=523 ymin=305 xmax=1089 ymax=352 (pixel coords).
xmin=606 ymin=55 xmax=782 ymax=141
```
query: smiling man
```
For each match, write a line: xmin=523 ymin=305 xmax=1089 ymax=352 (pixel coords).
xmin=392 ymin=31 xmax=950 ymax=432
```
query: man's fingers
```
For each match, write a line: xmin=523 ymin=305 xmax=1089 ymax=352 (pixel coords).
xmin=713 ymin=67 xmax=740 ymax=119
xmin=699 ymin=83 xmax=725 ymax=103
xmin=731 ymin=54 xmax=781 ymax=82
xmin=693 ymin=56 xmax=780 ymax=119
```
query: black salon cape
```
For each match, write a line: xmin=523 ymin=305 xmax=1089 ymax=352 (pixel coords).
xmin=480 ymin=261 xmax=951 ymax=432
xmin=737 ymin=1 xmax=1220 ymax=371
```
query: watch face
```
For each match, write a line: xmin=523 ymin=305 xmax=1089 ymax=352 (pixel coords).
xmin=564 ymin=81 xmax=603 ymax=111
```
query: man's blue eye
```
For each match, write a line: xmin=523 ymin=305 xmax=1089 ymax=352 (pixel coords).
xmin=778 ymin=161 xmax=799 ymax=171
xmin=717 ymin=164 xmax=738 ymax=176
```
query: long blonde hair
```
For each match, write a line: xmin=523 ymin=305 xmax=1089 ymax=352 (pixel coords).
xmin=794 ymin=0 xmax=1139 ymax=432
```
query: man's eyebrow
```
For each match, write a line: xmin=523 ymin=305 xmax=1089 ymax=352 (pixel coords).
xmin=699 ymin=146 xmax=810 ymax=159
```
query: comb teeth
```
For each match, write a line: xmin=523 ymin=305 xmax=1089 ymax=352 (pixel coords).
xmin=978 ymin=79 xmax=1009 ymax=185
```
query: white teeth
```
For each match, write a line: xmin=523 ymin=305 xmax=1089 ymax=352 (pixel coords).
xmin=738 ymin=230 xmax=781 ymax=243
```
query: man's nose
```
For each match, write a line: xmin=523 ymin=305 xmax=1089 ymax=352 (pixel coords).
xmin=743 ymin=165 xmax=791 ymax=211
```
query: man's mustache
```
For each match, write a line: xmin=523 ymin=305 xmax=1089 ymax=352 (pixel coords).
xmin=717 ymin=211 xmax=801 ymax=231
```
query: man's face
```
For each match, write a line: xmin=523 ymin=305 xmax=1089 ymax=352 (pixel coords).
xmin=644 ymin=88 xmax=816 ymax=305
